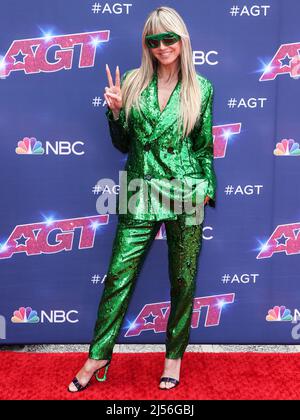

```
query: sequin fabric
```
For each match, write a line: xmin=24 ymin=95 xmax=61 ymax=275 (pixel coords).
xmin=105 ymin=69 xmax=217 ymax=222
xmin=88 ymin=69 xmax=215 ymax=362
xmin=88 ymin=215 xmax=203 ymax=361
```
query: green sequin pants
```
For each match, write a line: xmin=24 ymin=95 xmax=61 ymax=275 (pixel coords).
xmin=89 ymin=215 xmax=203 ymax=362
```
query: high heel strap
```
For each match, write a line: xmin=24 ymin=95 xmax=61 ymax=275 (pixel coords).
xmin=70 ymin=376 xmax=89 ymax=392
xmin=160 ymin=376 xmax=179 ymax=385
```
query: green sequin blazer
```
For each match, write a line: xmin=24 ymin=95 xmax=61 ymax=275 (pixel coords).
xmin=105 ymin=69 xmax=217 ymax=220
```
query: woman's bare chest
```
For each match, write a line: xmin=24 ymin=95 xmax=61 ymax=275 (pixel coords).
xmin=157 ymin=81 xmax=178 ymax=112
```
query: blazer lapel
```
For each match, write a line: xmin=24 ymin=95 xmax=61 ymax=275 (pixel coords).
xmin=139 ymin=71 xmax=182 ymax=142
xmin=139 ymin=72 xmax=161 ymax=129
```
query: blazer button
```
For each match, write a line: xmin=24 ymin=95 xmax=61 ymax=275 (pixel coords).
xmin=144 ymin=142 xmax=151 ymax=151
xmin=167 ymin=146 xmax=174 ymax=154
xmin=144 ymin=174 xmax=152 ymax=180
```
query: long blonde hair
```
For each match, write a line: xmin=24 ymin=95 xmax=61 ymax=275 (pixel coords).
xmin=121 ymin=6 xmax=203 ymax=140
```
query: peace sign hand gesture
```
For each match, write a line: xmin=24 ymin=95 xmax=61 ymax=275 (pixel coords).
xmin=104 ymin=64 xmax=123 ymax=118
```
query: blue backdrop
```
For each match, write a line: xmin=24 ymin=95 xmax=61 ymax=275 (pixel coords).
xmin=1 ymin=0 xmax=300 ymax=344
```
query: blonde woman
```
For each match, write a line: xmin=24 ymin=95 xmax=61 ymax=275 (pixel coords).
xmin=68 ymin=5 xmax=216 ymax=392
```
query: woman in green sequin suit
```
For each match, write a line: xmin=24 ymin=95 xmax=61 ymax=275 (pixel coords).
xmin=68 ymin=6 xmax=216 ymax=392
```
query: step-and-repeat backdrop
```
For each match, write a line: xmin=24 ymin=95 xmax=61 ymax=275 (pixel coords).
xmin=0 ymin=0 xmax=299 ymax=344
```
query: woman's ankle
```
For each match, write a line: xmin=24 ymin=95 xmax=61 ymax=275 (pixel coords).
xmin=165 ymin=357 xmax=181 ymax=363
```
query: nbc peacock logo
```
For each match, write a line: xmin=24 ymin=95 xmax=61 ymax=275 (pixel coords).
xmin=11 ymin=306 xmax=40 ymax=323
xmin=266 ymin=305 xmax=293 ymax=322
xmin=273 ymin=139 xmax=300 ymax=156
xmin=15 ymin=137 xmax=44 ymax=155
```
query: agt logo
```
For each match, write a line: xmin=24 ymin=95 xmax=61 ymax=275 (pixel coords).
xmin=260 ymin=41 xmax=300 ymax=81
xmin=123 ymin=293 xmax=235 ymax=337
xmin=0 ymin=215 xmax=108 ymax=260
xmin=213 ymin=124 xmax=241 ymax=159
xmin=273 ymin=139 xmax=300 ymax=156
xmin=0 ymin=30 xmax=109 ymax=79
xmin=256 ymin=222 xmax=300 ymax=259
xmin=11 ymin=307 xmax=79 ymax=324
xmin=16 ymin=137 xmax=85 ymax=156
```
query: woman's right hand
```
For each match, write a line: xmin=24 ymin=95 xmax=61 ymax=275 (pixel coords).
xmin=104 ymin=64 xmax=122 ymax=117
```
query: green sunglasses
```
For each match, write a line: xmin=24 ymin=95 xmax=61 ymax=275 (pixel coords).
xmin=145 ymin=31 xmax=181 ymax=49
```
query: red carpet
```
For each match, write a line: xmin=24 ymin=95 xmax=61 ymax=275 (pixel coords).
xmin=0 ymin=351 xmax=300 ymax=400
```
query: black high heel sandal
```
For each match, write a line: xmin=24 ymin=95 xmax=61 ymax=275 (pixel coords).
xmin=68 ymin=360 xmax=110 ymax=393
xmin=159 ymin=376 xmax=180 ymax=390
